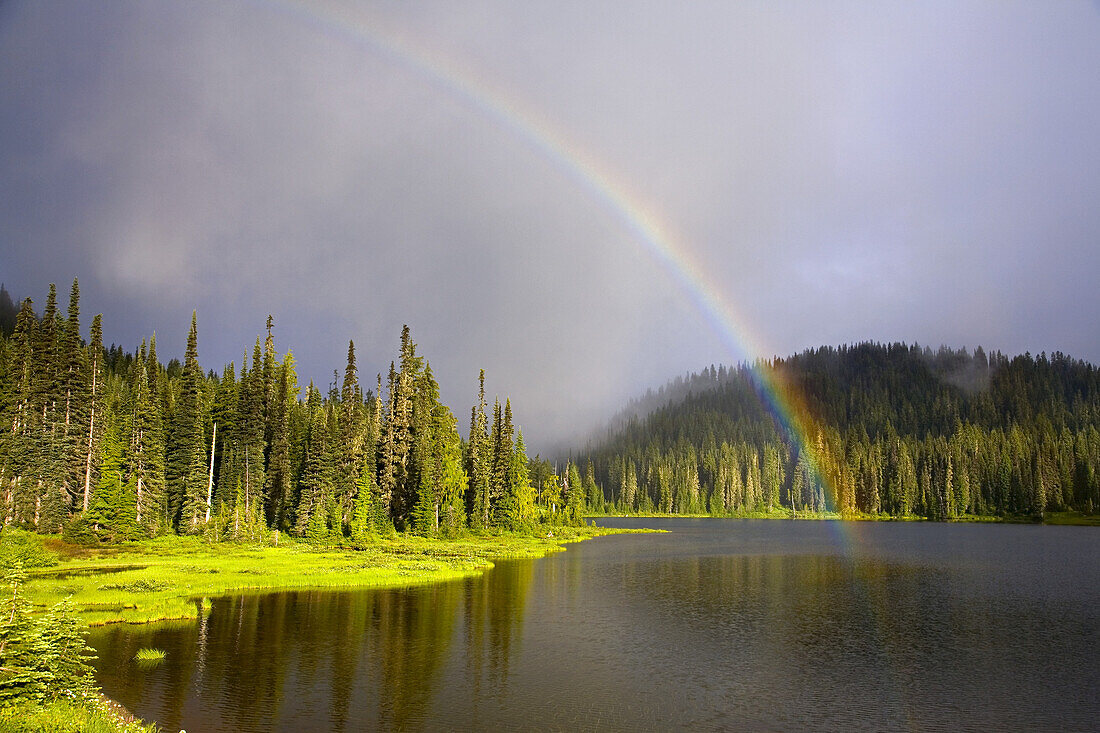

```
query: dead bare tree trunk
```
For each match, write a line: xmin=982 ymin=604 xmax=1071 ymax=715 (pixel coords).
xmin=82 ymin=348 xmax=99 ymax=511
xmin=206 ymin=422 xmax=216 ymax=523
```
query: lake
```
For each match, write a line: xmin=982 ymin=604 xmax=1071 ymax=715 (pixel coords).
xmin=89 ymin=519 xmax=1100 ymax=731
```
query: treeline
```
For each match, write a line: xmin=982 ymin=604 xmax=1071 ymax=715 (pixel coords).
xmin=0 ymin=280 xmax=585 ymax=543
xmin=575 ymin=342 xmax=1100 ymax=519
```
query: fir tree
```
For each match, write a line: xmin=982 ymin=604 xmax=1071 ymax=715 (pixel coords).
xmin=296 ymin=386 xmax=334 ymax=537
xmin=264 ymin=353 xmax=295 ymax=531
xmin=167 ymin=312 xmax=208 ymax=532
xmin=334 ymin=340 xmax=365 ymax=529
xmin=466 ymin=370 xmax=491 ymax=529
xmin=128 ymin=344 xmax=166 ymax=534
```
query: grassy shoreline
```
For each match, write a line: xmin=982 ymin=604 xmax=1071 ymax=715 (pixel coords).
xmin=587 ymin=509 xmax=1100 ymax=525
xmin=4 ymin=525 xmax=645 ymax=732
xmin=20 ymin=525 xmax=636 ymax=627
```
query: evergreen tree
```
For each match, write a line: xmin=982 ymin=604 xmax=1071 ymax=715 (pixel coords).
xmin=296 ymin=386 xmax=334 ymax=537
xmin=349 ymin=460 xmax=382 ymax=543
xmin=0 ymin=563 xmax=52 ymax=703
xmin=265 ymin=353 xmax=296 ymax=531
xmin=166 ymin=312 xmax=208 ymax=532
xmin=565 ymin=461 xmax=585 ymax=524
xmin=333 ymin=340 xmax=365 ymax=530
xmin=582 ymin=460 xmax=602 ymax=514
xmin=466 ymin=370 xmax=491 ymax=529
xmin=82 ymin=412 xmax=140 ymax=543
xmin=59 ymin=279 xmax=91 ymax=506
xmin=499 ymin=429 xmax=535 ymax=530
xmin=128 ymin=344 xmax=166 ymax=534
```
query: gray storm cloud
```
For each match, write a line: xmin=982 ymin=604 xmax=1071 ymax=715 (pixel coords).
xmin=2 ymin=0 xmax=1099 ymax=452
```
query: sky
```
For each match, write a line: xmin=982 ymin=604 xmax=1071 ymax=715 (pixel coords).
xmin=2 ymin=1 xmax=1100 ymax=453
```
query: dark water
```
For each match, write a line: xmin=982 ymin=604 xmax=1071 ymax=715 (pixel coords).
xmin=89 ymin=520 xmax=1100 ymax=731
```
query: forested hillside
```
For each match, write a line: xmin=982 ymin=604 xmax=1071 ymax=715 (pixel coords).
xmin=575 ymin=342 xmax=1100 ymax=519
xmin=0 ymin=280 xmax=582 ymax=542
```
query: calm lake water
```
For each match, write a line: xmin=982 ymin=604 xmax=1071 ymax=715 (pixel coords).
xmin=89 ymin=519 xmax=1100 ymax=731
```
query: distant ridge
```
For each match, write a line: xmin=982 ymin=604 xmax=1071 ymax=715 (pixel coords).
xmin=570 ymin=342 xmax=1100 ymax=520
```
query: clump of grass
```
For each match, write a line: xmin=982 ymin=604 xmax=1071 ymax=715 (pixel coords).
xmin=133 ymin=648 xmax=166 ymax=664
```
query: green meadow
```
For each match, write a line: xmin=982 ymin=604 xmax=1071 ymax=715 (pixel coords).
xmin=19 ymin=526 xmax=633 ymax=626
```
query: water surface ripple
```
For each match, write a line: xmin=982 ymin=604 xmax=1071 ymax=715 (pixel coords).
xmin=90 ymin=519 xmax=1100 ymax=731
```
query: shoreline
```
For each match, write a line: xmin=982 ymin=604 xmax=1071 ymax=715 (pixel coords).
xmin=24 ymin=525 xmax=643 ymax=627
xmin=586 ymin=510 xmax=1100 ymax=526
xmin=6 ymin=526 xmax=647 ymax=732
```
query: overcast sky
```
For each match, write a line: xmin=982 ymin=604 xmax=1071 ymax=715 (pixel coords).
xmin=2 ymin=1 xmax=1099 ymax=452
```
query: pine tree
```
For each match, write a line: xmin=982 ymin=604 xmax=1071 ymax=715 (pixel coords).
xmin=349 ymin=461 xmax=381 ymax=543
xmin=410 ymin=365 xmax=443 ymax=535
xmin=238 ymin=340 xmax=267 ymax=525
xmin=84 ymin=413 xmax=140 ymax=542
xmin=466 ymin=371 xmax=491 ymax=529
xmin=5 ymin=299 xmax=38 ymax=526
xmin=334 ymin=340 xmax=364 ymax=530
xmin=763 ymin=444 xmax=782 ymax=511
xmin=432 ymin=406 xmax=468 ymax=536
xmin=0 ymin=563 xmax=52 ymax=703
xmin=487 ymin=398 xmax=515 ymax=525
xmin=167 ymin=312 xmax=208 ymax=532
xmin=624 ymin=460 xmax=642 ymax=510
xmin=60 ymin=279 xmax=91 ymax=506
xmin=264 ymin=353 xmax=296 ymax=531
xmin=128 ymin=343 xmax=166 ymax=535
xmin=565 ymin=461 xmax=585 ymax=525
xmin=582 ymin=460 xmax=601 ymax=514
xmin=296 ymin=386 xmax=334 ymax=537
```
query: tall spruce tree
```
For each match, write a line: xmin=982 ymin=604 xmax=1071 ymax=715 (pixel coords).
xmin=466 ymin=370 xmax=490 ymax=529
xmin=334 ymin=340 xmax=364 ymax=529
xmin=264 ymin=353 xmax=295 ymax=530
xmin=502 ymin=430 xmax=536 ymax=529
xmin=128 ymin=341 xmax=166 ymax=534
xmin=296 ymin=385 xmax=335 ymax=539
xmin=166 ymin=312 xmax=208 ymax=532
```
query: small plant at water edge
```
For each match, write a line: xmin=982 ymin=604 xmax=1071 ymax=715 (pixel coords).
xmin=133 ymin=648 xmax=166 ymax=664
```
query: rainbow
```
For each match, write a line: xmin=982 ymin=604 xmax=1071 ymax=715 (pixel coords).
xmin=250 ymin=8 xmax=913 ymax=716
xmin=263 ymin=0 xmax=834 ymax=502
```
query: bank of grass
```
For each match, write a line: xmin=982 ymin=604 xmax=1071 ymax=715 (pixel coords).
xmin=21 ymin=524 xmax=630 ymax=626
xmin=0 ymin=693 xmax=157 ymax=733
xmin=1042 ymin=511 xmax=1100 ymax=526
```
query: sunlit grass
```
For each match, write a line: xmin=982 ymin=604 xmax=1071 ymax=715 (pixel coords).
xmin=22 ymin=525 xmax=630 ymax=625
xmin=0 ymin=693 xmax=157 ymax=733
xmin=133 ymin=648 xmax=166 ymax=665
xmin=1042 ymin=511 xmax=1100 ymax=526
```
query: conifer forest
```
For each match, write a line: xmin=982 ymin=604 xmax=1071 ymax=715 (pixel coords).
xmin=4 ymin=280 xmax=1100 ymax=537
xmin=0 ymin=280 xmax=577 ymax=544
xmin=577 ymin=343 xmax=1100 ymax=520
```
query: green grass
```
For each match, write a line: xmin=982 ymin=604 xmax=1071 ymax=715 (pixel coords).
xmin=21 ymin=525 xmax=629 ymax=626
xmin=133 ymin=648 xmax=166 ymax=664
xmin=0 ymin=694 xmax=157 ymax=733
xmin=1043 ymin=511 xmax=1100 ymax=526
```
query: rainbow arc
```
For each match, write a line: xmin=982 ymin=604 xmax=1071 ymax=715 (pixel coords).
xmin=268 ymin=0 xmax=837 ymax=503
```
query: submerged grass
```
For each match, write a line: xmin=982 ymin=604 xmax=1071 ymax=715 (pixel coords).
xmin=22 ymin=525 xmax=631 ymax=625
